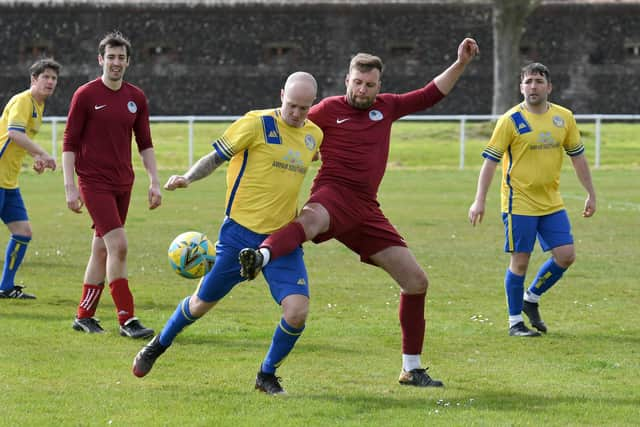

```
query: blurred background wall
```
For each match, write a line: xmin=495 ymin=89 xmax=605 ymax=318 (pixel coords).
xmin=1 ymin=1 xmax=638 ymax=115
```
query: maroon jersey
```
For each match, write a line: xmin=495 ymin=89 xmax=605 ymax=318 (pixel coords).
xmin=308 ymin=81 xmax=444 ymax=199
xmin=63 ymin=78 xmax=153 ymax=190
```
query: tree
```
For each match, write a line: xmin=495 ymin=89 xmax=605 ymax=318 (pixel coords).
xmin=492 ymin=0 xmax=541 ymax=115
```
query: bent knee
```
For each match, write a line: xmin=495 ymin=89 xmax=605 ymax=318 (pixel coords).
xmin=8 ymin=223 xmax=32 ymax=238
xmin=93 ymin=245 xmax=108 ymax=261
xmin=189 ymin=295 xmax=216 ymax=317
xmin=111 ymin=244 xmax=128 ymax=261
xmin=556 ymin=253 xmax=576 ymax=268
xmin=283 ymin=306 xmax=308 ymax=328
xmin=16 ymin=230 xmax=33 ymax=239
xmin=402 ymin=269 xmax=428 ymax=294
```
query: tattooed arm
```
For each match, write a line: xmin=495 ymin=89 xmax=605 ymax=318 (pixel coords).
xmin=164 ymin=150 xmax=227 ymax=190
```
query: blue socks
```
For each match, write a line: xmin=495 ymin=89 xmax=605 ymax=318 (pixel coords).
xmin=158 ymin=299 xmax=304 ymax=377
xmin=159 ymin=296 xmax=198 ymax=347
xmin=528 ymin=258 xmax=567 ymax=296
xmin=1 ymin=235 xmax=31 ymax=292
xmin=506 ymin=258 xmax=568 ymax=325
xmin=261 ymin=318 xmax=305 ymax=374
xmin=505 ymin=269 xmax=525 ymax=316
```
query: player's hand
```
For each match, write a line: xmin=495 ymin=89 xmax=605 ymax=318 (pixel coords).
xmin=33 ymin=158 xmax=46 ymax=174
xmin=583 ymin=195 xmax=596 ymax=217
xmin=458 ymin=38 xmax=479 ymax=65
xmin=33 ymin=153 xmax=56 ymax=173
xmin=468 ymin=200 xmax=485 ymax=226
xmin=164 ymin=175 xmax=190 ymax=191
xmin=65 ymin=185 xmax=83 ymax=213
xmin=149 ymin=184 xmax=162 ymax=210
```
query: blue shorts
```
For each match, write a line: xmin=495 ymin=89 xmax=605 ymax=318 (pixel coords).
xmin=502 ymin=210 xmax=573 ymax=253
xmin=0 ymin=188 xmax=28 ymax=224
xmin=196 ymin=217 xmax=309 ymax=304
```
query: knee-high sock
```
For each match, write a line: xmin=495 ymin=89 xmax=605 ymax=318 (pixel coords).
xmin=260 ymin=222 xmax=307 ymax=262
xmin=77 ymin=283 xmax=104 ymax=318
xmin=0 ymin=235 xmax=31 ymax=291
xmin=109 ymin=278 xmax=134 ymax=325
xmin=505 ymin=269 xmax=525 ymax=316
xmin=261 ymin=318 xmax=305 ymax=374
xmin=159 ymin=296 xmax=198 ymax=347
xmin=399 ymin=292 xmax=426 ymax=355
xmin=528 ymin=258 xmax=567 ymax=296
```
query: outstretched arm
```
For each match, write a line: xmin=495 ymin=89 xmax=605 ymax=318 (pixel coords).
xmin=469 ymin=158 xmax=499 ymax=226
xmin=433 ymin=38 xmax=479 ymax=95
xmin=570 ymin=154 xmax=596 ymax=217
xmin=164 ymin=150 xmax=227 ymax=190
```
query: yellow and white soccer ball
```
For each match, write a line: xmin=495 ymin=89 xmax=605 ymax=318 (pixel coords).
xmin=168 ymin=231 xmax=216 ymax=279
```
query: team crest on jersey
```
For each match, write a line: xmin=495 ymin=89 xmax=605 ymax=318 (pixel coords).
xmin=304 ymin=134 xmax=316 ymax=151
xmin=552 ymin=115 xmax=565 ymax=127
xmin=127 ymin=101 xmax=137 ymax=113
xmin=369 ymin=110 xmax=383 ymax=121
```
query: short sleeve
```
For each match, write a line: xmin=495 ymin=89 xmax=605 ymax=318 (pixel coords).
xmin=212 ymin=114 xmax=259 ymax=160
xmin=7 ymin=95 xmax=32 ymax=133
xmin=563 ymin=114 xmax=584 ymax=157
xmin=482 ymin=115 xmax=513 ymax=162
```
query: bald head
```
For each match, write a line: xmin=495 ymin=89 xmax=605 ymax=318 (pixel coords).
xmin=284 ymin=71 xmax=317 ymax=96
xmin=280 ymin=71 xmax=317 ymax=127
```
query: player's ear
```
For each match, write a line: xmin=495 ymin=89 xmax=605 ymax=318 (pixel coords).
xmin=344 ymin=73 xmax=349 ymax=87
xmin=280 ymin=88 xmax=285 ymax=102
xmin=98 ymin=55 xmax=104 ymax=66
xmin=547 ymin=82 xmax=552 ymax=95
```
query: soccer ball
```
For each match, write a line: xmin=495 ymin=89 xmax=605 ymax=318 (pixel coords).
xmin=168 ymin=231 xmax=216 ymax=279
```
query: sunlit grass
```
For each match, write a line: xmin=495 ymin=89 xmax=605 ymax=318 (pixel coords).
xmin=2 ymin=122 xmax=638 ymax=426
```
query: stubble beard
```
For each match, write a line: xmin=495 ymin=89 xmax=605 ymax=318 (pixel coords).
xmin=526 ymin=94 xmax=546 ymax=106
xmin=347 ymin=92 xmax=374 ymax=110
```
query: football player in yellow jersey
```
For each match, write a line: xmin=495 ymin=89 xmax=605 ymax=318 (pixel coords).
xmin=469 ymin=63 xmax=596 ymax=337
xmin=133 ymin=72 xmax=322 ymax=395
xmin=0 ymin=58 xmax=60 ymax=299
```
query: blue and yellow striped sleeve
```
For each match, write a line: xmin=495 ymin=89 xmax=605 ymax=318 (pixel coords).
xmin=482 ymin=114 xmax=512 ymax=162
xmin=482 ymin=146 xmax=503 ymax=162
xmin=212 ymin=135 xmax=233 ymax=160
xmin=563 ymin=113 xmax=584 ymax=157
xmin=565 ymin=143 xmax=585 ymax=157
xmin=7 ymin=95 xmax=32 ymax=134
xmin=211 ymin=113 xmax=259 ymax=160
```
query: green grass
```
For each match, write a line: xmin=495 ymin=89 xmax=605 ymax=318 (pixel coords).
xmin=33 ymin=119 xmax=640 ymax=171
xmin=1 ymin=122 xmax=638 ymax=426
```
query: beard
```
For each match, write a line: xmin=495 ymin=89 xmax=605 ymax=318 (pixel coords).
xmin=347 ymin=91 xmax=374 ymax=110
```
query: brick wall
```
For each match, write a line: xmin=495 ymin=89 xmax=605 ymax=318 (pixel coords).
xmin=0 ymin=2 xmax=637 ymax=115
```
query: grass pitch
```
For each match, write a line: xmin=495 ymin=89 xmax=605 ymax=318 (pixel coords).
xmin=1 ymin=122 xmax=638 ymax=426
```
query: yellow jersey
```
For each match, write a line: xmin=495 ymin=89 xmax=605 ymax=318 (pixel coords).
xmin=0 ymin=89 xmax=45 ymax=189
xmin=482 ymin=103 xmax=584 ymax=215
xmin=212 ymin=108 xmax=323 ymax=234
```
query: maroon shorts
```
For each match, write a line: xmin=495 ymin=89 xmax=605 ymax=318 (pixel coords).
xmin=308 ymin=184 xmax=407 ymax=264
xmin=80 ymin=186 xmax=132 ymax=237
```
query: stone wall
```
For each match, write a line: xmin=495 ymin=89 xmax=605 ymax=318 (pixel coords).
xmin=0 ymin=2 xmax=638 ymax=115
